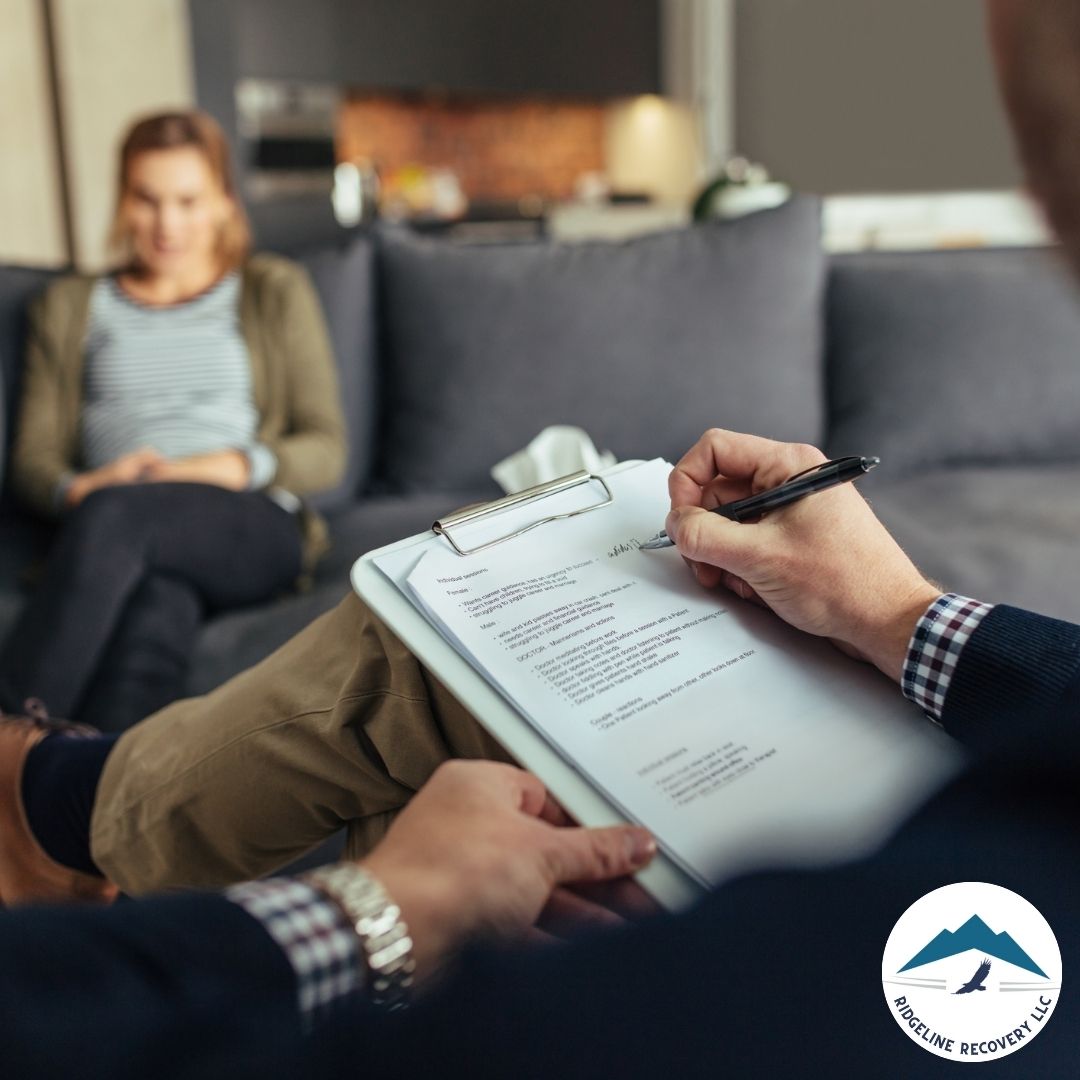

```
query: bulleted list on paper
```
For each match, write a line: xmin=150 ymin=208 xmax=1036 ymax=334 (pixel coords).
xmin=403 ymin=459 xmax=957 ymax=886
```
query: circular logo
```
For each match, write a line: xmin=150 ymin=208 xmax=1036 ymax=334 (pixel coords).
xmin=881 ymin=882 xmax=1061 ymax=1063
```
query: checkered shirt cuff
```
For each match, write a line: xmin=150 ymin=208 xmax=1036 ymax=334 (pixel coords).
xmin=226 ymin=878 xmax=364 ymax=1029
xmin=901 ymin=593 xmax=994 ymax=722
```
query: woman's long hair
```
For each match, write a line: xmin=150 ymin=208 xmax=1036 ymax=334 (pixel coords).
xmin=109 ymin=110 xmax=251 ymax=271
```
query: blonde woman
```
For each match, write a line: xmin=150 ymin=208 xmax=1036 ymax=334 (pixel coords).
xmin=0 ymin=111 xmax=345 ymax=731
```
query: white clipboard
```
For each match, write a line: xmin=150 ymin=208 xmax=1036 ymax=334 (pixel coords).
xmin=351 ymin=466 xmax=703 ymax=912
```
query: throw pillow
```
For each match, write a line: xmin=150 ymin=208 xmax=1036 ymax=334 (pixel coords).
xmin=376 ymin=197 xmax=827 ymax=492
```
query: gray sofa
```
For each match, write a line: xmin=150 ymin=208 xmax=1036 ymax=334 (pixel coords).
xmin=3 ymin=195 xmax=1080 ymax=706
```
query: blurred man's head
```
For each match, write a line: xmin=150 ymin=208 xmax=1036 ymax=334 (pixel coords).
xmin=986 ymin=1 xmax=1080 ymax=276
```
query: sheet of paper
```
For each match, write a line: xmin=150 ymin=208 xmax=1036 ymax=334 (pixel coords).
xmin=377 ymin=459 xmax=959 ymax=887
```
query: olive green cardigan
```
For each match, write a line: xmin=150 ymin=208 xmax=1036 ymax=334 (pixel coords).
xmin=11 ymin=254 xmax=346 ymax=575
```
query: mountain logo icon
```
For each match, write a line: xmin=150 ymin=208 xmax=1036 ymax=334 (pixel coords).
xmin=898 ymin=914 xmax=1047 ymax=979
xmin=881 ymin=883 xmax=1061 ymax=1064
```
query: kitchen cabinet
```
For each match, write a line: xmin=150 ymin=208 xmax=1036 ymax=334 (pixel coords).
xmin=209 ymin=0 xmax=659 ymax=98
xmin=233 ymin=0 xmax=341 ymax=83
xmin=337 ymin=0 xmax=659 ymax=97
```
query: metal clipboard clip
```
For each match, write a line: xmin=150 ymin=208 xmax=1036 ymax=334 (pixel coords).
xmin=432 ymin=470 xmax=614 ymax=557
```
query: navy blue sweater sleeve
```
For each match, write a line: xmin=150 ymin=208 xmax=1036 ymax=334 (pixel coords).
xmin=307 ymin=606 xmax=1080 ymax=1080
xmin=942 ymin=604 xmax=1080 ymax=749
xmin=0 ymin=892 xmax=304 ymax=1080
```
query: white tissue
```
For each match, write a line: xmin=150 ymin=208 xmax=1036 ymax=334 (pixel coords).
xmin=490 ymin=426 xmax=618 ymax=495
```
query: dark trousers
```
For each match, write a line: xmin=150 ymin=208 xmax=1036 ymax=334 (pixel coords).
xmin=0 ymin=483 xmax=301 ymax=732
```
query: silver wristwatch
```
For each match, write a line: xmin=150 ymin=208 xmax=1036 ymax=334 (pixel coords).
xmin=307 ymin=865 xmax=415 ymax=1010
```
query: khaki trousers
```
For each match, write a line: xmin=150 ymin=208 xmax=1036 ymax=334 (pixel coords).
xmin=89 ymin=594 xmax=510 ymax=895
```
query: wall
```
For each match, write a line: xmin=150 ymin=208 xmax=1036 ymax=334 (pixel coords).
xmin=733 ymin=0 xmax=1021 ymax=193
xmin=661 ymin=0 xmax=733 ymax=178
xmin=0 ymin=0 xmax=67 ymax=266
xmin=605 ymin=96 xmax=701 ymax=204
xmin=52 ymin=0 xmax=195 ymax=270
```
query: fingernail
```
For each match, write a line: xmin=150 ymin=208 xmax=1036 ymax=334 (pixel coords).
xmin=626 ymin=829 xmax=657 ymax=868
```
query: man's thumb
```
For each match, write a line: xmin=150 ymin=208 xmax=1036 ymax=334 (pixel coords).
xmin=665 ymin=506 xmax=755 ymax=572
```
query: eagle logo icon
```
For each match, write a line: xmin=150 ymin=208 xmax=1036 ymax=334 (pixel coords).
xmin=954 ymin=957 xmax=992 ymax=995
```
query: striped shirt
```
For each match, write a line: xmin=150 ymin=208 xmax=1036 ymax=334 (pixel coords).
xmin=79 ymin=274 xmax=276 ymax=488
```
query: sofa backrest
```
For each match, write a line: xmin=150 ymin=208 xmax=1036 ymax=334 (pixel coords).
xmin=295 ymin=234 xmax=379 ymax=512
xmin=18 ymin=220 xmax=1075 ymax=514
xmin=0 ymin=264 xmax=62 ymax=504
xmin=825 ymin=247 xmax=1080 ymax=473
xmin=372 ymin=195 xmax=828 ymax=493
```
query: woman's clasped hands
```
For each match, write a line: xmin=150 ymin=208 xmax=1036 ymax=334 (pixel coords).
xmin=65 ymin=447 xmax=252 ymax=507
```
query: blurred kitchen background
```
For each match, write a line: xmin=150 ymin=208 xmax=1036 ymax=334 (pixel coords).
xmin=1 ymin=0 xmax=1051 ymax=271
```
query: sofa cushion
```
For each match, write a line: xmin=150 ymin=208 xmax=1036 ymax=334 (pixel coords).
xmin=825 ymin=248 xmax=1080 ymax=474
xmin=864 ymin=463 xmax=1080 ymax=624
xmin=296 ymin=234 xmax=379 ymax=509
xmin=184 ymin=583 xmax=350 ymax=696
xmin=0 ymin=514 xmax=52 ymax=652
xmin=319 ymin=487 xmax=499 ymax=580
xmin=0 ymin=265 xmax=60 ymax=500
xmin=376 ymin=197 xmax=827 ymax=492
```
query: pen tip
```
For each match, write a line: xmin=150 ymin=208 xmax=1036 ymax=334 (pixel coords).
xmin=864 ymin=456 xmax=881 ymax=471
xmin=640 ymin=533 xmax=673 ymax=551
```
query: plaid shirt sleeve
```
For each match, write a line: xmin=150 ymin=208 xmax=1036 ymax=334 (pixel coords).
xmin=901 ymin=593 xmax=995 ymax=722
xmin=226 ymin=878 xmax=364 ymax=1030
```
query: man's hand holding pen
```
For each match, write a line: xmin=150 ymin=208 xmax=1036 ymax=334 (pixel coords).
xmin=662 ymin=429 xmax=941 ymax=683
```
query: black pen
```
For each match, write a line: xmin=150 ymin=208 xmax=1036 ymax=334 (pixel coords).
xmin=640 ymin=455 xmax=880 ymax=550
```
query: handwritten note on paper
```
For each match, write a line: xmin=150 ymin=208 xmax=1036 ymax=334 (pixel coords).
xmin=387 ymin=459 xmax=958 ymax=887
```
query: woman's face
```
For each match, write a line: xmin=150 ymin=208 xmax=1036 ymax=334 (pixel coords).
xmin=120 ymin=146 xmax=231 ymax=276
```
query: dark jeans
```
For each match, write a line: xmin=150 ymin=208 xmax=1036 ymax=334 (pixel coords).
xmin=0 ymin=483 xmax=302 ymax=732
